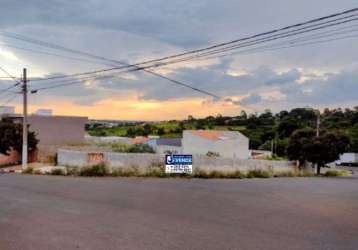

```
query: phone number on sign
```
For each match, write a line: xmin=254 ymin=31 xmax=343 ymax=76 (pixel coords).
xmin=165 ymin=165 xmax=193 ymax=174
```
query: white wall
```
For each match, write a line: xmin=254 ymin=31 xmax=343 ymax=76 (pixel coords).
xmin=182 ymin=131 xmax=250 ymax=159
xmin=58 ymin=149 xmax=295 ymax=173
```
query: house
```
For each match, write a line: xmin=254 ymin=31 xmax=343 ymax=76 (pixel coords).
xmin=1 ymin=114 xmax=88 ymax=146
xmin=0 ymin=113 xmax=88 ymax=162
xmin=182 ymin=130 xmax=250 ymax=159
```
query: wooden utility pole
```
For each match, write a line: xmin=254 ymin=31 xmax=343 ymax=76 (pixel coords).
xmin=22 ymin=68 xmax=28 ymax=170
xmin=316 ymin=110 xmax=320 ymax=137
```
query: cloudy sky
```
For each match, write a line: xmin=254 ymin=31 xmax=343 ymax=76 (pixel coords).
xmin=0 ymin=0 xmax=357 ymax=120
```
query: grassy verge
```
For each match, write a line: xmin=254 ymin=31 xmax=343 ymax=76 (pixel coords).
xmin=22 ymin=162 xmax=334 ymax=179
xmin=323 ymin=169 xmax=351 ymax=177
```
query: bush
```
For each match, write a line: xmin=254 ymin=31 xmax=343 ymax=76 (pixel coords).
xmin=145 ymin=161 xmax=166 ymax=177
xmin=192 ymin=168 xmax=210 ymax=178
xmin=274 ymin=171 xmax=296 ymax=177
xmin=297 ymin=170 xmax=315 ymax=177
xmin=111 ymin=143 xmax=155 ymax=154
xmin=22 ymin=167 xmax=34 ymax=174
xmin=323 ymin=170 xmax=350 ymax=177
xmin=79 ymin=163 xmax=109 ymax=177
xmin=128 ymin=144 xmax=155 ymax=153
xmin=111 ymin=165 xmax=141 ymax=177
xmin=50 ymin=168 xmax=65 ymax=176
xmin=227 ymin=171 xmax=246 ymax=179
xmin=247 ymin=169 xmax=273 ymax=178
xmin=66 ymin=166 xmax=80 ymax=176
xmin=111 ymin=142 xmax=131 ymax=153
xmin=208 ymin=170 xmax=228 ymax=178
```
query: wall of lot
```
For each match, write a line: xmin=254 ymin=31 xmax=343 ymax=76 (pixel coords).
xmin=58 ymin=149 xmax=296 ymax=172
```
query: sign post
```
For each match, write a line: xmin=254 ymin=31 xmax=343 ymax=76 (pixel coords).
xmin=165 ymin=155 xmax=193 ymax=174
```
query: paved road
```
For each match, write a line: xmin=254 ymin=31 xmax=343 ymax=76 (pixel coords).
xmin=0 ymin=174 xmax=358 ymax=250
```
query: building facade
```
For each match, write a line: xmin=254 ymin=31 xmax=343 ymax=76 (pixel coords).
xmin=182 ymin=130 xmax=250 ymax=159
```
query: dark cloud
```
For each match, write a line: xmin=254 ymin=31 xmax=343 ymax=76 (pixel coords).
xmin=1 ymin=0 xmax=358 ymax=113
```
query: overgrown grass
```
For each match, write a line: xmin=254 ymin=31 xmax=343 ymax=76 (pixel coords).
xmin=111 ymin=142 xmax=155 ymax=153
xmin=111 ymin=165 xmax=141 ymax=177
xmin=50 ymin=168 xmax=65 ymax=176
xmin=247 ymin=169 xmax=273 ymax=178
xmin=23 ymin=163 xmax=341 ymax=179
xmin=22 ymin=167 xmax=34 ymax=174
xmin=323 ymin=169 xmax=350 ymax=177
xmin=79 ymin=163 xmax=109 ymax=177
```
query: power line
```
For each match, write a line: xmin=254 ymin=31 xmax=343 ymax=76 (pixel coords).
xmin=197 ymin=26 xmax=358 ymax=61
xmin=0 ymin=66 xmax=22 ymax=97
xmin=170 ymin=15 xmax=358 ymax=63
xmin=1 ymin=32 xmax=221 ymax=99
xmin=129 ymin=16 xmax=358 ymax=71
xmin=18 ymin=17 xmax=358 ymax=98
xmin=20 ymin=8 xmax=358 ymax=82
xmin=0 ymin=7 xmax=356 ymax=84
xmin=100 ymin=7 xmax=358 ymax=68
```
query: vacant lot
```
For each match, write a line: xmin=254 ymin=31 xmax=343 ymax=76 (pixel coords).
xmin=0 ymin=173 xmax=357 ymax=250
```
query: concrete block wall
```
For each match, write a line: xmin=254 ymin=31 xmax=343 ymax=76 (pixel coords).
xmin=58 ymin=149 xmax=296 ymax=172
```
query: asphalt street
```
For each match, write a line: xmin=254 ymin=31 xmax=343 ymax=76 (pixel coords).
xmin=0 ymin=173 xmax=357 ymax=250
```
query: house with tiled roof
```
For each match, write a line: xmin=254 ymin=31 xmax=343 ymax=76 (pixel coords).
xmin=182 ymin=130 xmax=250 ymax=159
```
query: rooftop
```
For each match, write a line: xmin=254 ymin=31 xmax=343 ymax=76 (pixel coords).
xmin=185 ymin=130 xmax=248 ymax=141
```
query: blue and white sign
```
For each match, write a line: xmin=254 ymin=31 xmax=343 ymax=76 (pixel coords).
xmin=165 ymin=155 xmax=193 ymax=174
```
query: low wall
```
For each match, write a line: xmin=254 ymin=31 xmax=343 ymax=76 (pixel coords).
xmin=58 ymin=149 xmax=296 ymax=172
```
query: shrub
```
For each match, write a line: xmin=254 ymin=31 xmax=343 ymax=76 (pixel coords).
xmin=247 ymin=169 xmax=273 ymax=178
xmin=111 ymin=142 xmax=131 ymax=153
xmin=145 ymin=161 xmax=166 ymax=177
xmin=112 ymin=143 xmax=155 ymax=154
xmin=111 ymin=165 xmax=141 ymax=177
xmin=33 ymin=169 xmax=42 ymax=175
xmin=22 ymin=167 xmax=34 ymax=174
xmin=128 ymin=144 xmax=155 ymax=153
xmin=192 ymin=168 xmax=210 ymax=178
xmin=79 ymin=163 xmax=109 ymax=177
xmin=297 ymin=170 xmax=315 ymax=177
xmin=50 ymin=168 xmax=65 ymax=176
xmin=274 ymin=171 xmax=296 ymax=177
xmin=226 ymin=170 xmax=246 ymax=179
xmin=323 ymin=170 xmax=350 ymax=177
xmin=66 ymin=166 xmax=80 ymax=176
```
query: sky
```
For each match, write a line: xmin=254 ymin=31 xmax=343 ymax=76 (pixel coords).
xmin=0 ymin=0 xmax=358 ymax=121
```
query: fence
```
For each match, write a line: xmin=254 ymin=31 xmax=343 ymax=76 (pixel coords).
xmin=58 ymin=149 xmax=296 ymax=172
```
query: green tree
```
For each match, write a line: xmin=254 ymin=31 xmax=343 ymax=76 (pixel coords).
xmin=277 ymin=117 xmax=302 ymax=139
xmin=157 ymin=127 xmax=165 ymax=136
xmin=348 ymin=124 xmax=358 ymax=152
xmin=0 ymin=119 xmax=38 ymax=157
xmin=287 ymin=128 xmax=349 ymax=174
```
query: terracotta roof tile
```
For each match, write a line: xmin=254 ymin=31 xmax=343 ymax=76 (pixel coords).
xmin=131 ymin=137 xmax=150 ymax=144
xmin=190 ymin=130 xmax=222 ymax=141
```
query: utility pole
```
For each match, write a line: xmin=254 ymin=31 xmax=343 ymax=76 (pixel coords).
xmin=316 ymin=110 xmax=320 ymax=137
xmin=22 ymin=68 xmax=28 ymax=170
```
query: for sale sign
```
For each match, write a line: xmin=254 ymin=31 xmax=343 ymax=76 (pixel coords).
xmin=165 ymin=155 xmax=193 ymax=174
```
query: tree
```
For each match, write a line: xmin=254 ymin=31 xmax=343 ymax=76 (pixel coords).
xmin=0 ymin=119 xmax=38 ymax=156
xmin=348 ymin=124 xmax=358 ymax=152
xmin=287 ymin=128 xmax=349 ymax=174
xmin=277 ymin=117 xmax=302 ymax=139
xmin=157 ymin=127 xmax=165 ymax=136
